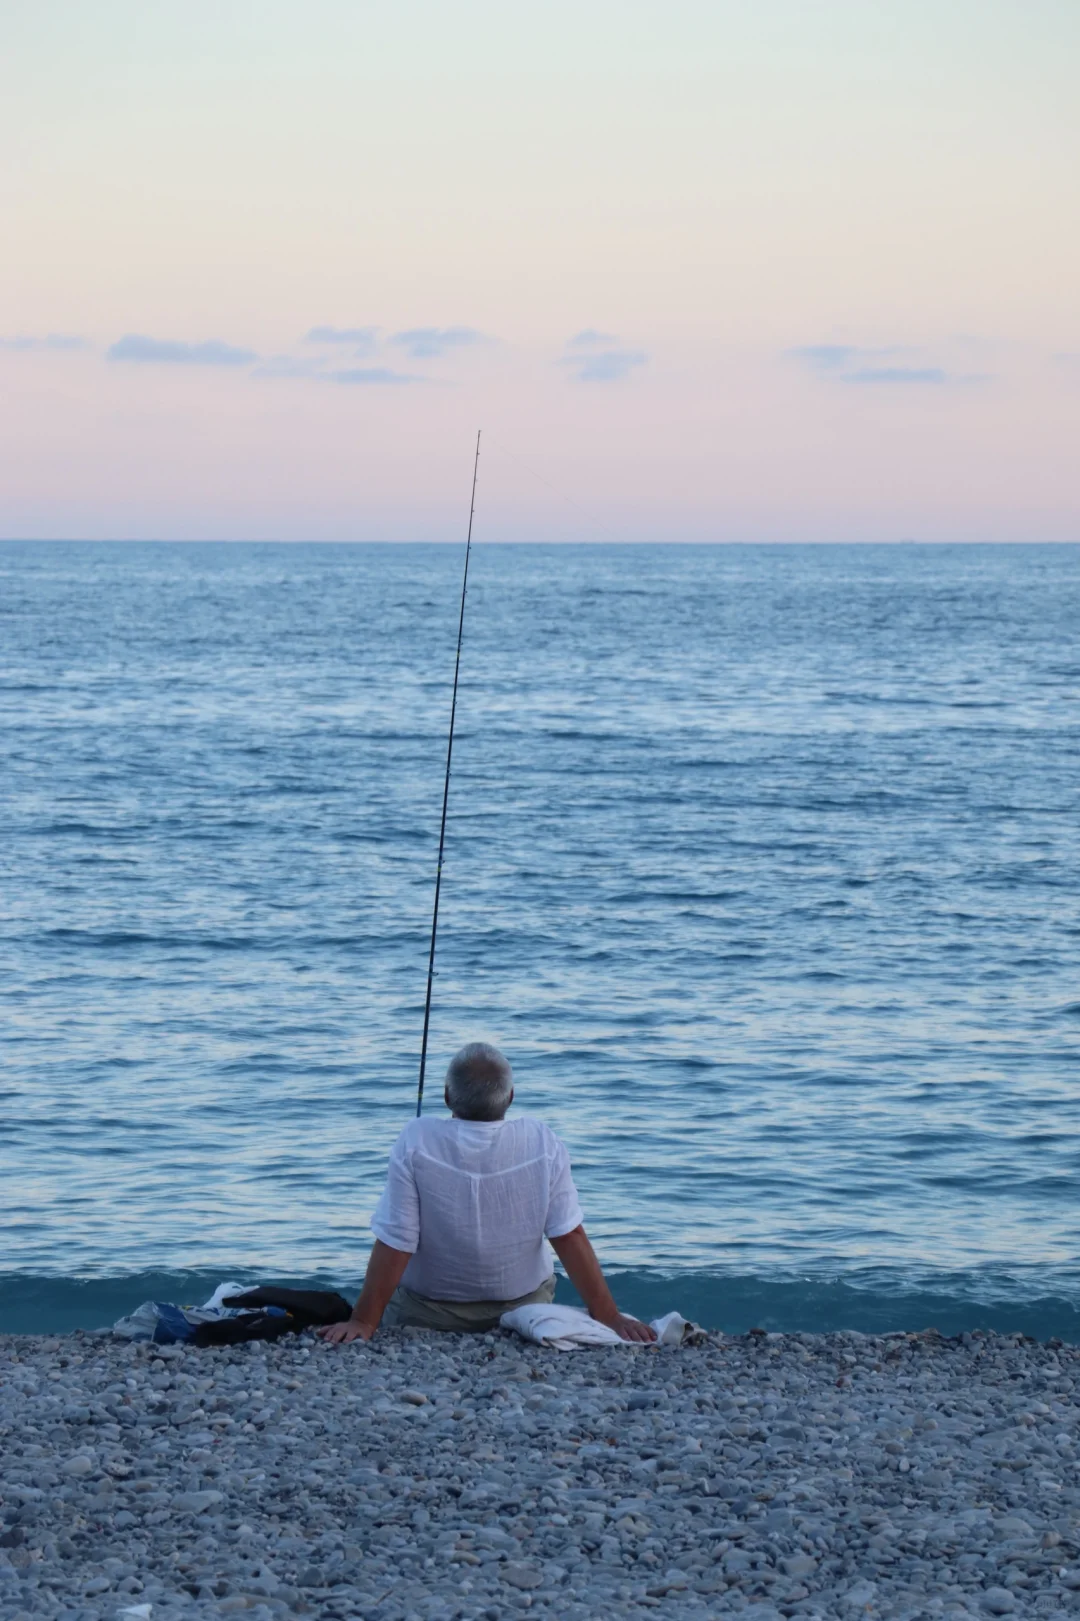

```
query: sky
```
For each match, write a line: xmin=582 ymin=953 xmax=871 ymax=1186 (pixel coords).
xmin=1 ymin=0 xmax=1078 ymax=542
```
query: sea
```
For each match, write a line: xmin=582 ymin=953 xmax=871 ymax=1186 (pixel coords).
xmin=2 ymin=540 xmax=1079 ymax=1338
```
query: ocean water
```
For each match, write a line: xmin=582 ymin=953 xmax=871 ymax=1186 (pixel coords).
xmin=2 ymin=540 xmax=1079 ymax=1338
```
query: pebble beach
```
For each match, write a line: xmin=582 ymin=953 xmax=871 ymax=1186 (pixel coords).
xmin=2 ymin=1327 xmax=1079 ymax=1621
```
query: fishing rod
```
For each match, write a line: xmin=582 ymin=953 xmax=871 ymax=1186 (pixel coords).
xmin=416 ymin=429 xmax=481 ymax=1116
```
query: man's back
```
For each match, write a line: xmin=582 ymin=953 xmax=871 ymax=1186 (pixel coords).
xmin=371 ymin=1113 xmax=582 ymax=1302
xmin=319 ymin=1042 xmax=654 ymax=1343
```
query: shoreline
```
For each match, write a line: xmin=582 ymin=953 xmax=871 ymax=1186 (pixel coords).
xmin=4 ymin=1269 xmax=1080 ymax=1344
xmin=2 ymin=1327 xmax=1078 ymax=1620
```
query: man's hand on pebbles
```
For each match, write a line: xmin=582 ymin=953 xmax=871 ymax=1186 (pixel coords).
xmin=606 ymin=1313 xmax=657 ymax=1343
xmin=317 ymin=1319 xmax=376 ymax=1345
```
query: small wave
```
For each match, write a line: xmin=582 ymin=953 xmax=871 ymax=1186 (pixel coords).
xmin=39 ymin=929 xmax=263 ymax=952
xmin=42 ymin=929 xmax=158 ymax=948
xmin=823 ymin=692 xmax=934 ymax=707
xmin=40 ymin=821 xmax=117 ymax=836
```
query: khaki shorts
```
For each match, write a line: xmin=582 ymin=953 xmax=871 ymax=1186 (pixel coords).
xmin=382 ymin=1273 xmax=556 ymax=1333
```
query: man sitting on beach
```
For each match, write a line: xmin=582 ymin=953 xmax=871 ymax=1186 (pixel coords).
xmin=319 ymin=1042 xmax=655 ymax=1344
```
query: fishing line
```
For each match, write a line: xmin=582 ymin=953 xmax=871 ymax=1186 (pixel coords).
xmin=416 ymin=429 xmax=481 ymax=1117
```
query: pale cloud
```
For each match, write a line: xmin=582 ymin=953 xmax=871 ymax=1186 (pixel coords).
xmin=561 ymin=332 xmax=647 ymax=383
xmin=0 ymin=333 xmax=88 ymax=352
xmin=566 ymin=329 xmax=619 ymax=349
xmin=303 ymin=326 xmax=378 ymax=352
xmin=108 ymin=334 xmax=256 ymax=366
xmin=331 ymin=366 xmax=425 ymax=385
xmin=790 ymin=343 xmax=989 ymax=386
xmin=253 ymin=355 xmax=423 ymax=384
xmin=571 ymin=349 xmax=647 ymax=382
xmin=389 ymin=327 xmax=487 ymax=359
xmin=792 ymin=344 xmax=864 ymax=372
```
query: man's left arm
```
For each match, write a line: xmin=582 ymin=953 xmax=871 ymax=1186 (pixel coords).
xmin=544 ymin=1133 xmax=657 ymax=1344
xmin=549 ymin=1224 xmax=656 ymax=1343
xmin=319 ymin=1238 xmax=412 ymax=1343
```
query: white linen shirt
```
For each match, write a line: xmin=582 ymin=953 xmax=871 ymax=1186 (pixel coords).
xmin=370 ymin=1113 xmax=584 ymax=1302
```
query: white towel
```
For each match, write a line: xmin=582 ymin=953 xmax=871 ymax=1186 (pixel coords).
xmin=499 ymin=1303 xmax=695 ymax=1350
xmin=201 ymin=1280 xmax=255 ymax=1312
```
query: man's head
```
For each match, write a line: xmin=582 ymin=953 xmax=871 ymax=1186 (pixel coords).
xmin=444 ymin=1042 xmax=514 ymax=1122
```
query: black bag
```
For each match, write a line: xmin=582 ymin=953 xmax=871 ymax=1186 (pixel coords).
xmin=191 ymin=1287 xmax=353 ymax=1348
xmin=223 ymin=1287 xmax=353 ymax=1324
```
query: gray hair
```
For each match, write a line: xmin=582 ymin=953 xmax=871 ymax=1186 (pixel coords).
xmin=445 ymin=1042 xmax=513 ymax=1121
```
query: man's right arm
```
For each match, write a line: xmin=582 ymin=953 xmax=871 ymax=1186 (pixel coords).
xmin=548 ymin=1225 xmax=656 ymax=1343
xmin=318 ymin=1238 xmax=412 ymax=1344
xmin=320 ymin=1127 xmax=420 ymax=1344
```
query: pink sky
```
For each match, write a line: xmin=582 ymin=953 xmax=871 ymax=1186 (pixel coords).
xmin=2 ymin=1 xmax=1078 ymax=541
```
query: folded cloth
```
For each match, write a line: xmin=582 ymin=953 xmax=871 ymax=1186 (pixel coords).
xmin=499 ymin=1303 xmax=697 ymax=1350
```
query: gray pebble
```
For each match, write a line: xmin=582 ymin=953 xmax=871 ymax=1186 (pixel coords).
xmin=61 ymin=1455 xmax=95 ymax=1477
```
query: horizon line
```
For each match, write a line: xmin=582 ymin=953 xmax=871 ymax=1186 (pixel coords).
xmin=2 ymin=537 xmax=1078 ymax=548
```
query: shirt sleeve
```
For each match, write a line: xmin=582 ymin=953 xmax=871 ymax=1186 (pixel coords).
xmin=369 ymin=1129 xmax=421 ymax=1253
xmin=544 ymin=1134 xmax=584 ymax=1239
